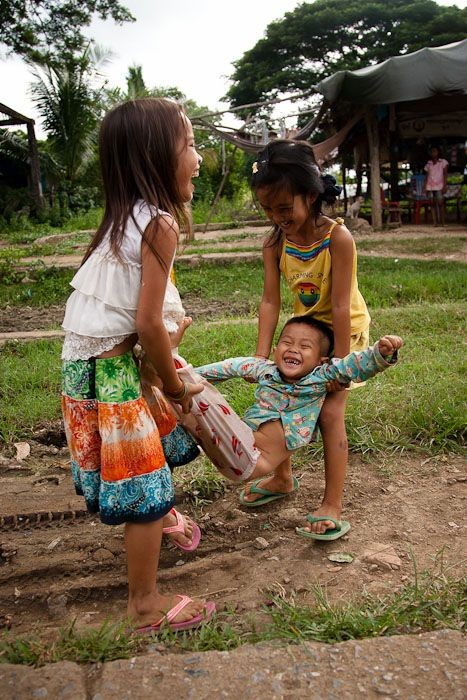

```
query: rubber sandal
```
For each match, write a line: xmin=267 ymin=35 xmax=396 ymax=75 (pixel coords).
xmin=163 ymin=508 xmax=201 ymax=552
xmin=136 ymin=596 xmax=216 ymax=634
xmin=239 ymin=476 xmax=299 ymax=507
xmin=296 ymin=515 xmax=351 ymax=541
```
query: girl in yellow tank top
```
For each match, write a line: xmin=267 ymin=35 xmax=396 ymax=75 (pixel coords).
xmin=244 ymin=138 xmax=371 ymax=541
xmin=280 ymin=217 xmax=370 ymax=337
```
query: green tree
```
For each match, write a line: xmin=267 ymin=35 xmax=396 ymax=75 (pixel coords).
xmin=0 ymin=0 xmax=134 ymax=61
xmin=29 ymin=46 xmax=109 ymax=182
xmin=125 ymin=65 xmax=149 ymax=99
xmin=226 ymin=0 xmax=467 ymax=108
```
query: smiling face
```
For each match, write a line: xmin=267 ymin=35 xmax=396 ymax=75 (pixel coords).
xmin=273 ymin=323 xmax=326 ymax=381
xmin=256 ymin=186 xmax=316 ymax=237
xmin=176 ymin=117 xmax=202 ymax=202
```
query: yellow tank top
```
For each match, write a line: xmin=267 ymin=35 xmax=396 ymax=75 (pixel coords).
xmin=279 ymin=218 xmax=370 ymax=333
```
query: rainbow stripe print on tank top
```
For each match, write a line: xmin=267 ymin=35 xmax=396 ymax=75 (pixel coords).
xmin=285 ymin=233 xmax=331 ymax=262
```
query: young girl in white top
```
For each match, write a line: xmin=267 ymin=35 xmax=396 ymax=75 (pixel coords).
xmin=61 ymin=98 xmax=215 ymax=633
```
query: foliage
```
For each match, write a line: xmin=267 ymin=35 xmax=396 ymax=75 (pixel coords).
xmin=0 ymin=0 xmax=134 ymax=61
xmin=102 ymin=68 xmax=250 ymax=209
xmin=0 ymin=208 xmax=102 ymax=243
xmin=28 ymin=46 xmax=109 ymax=182
xmin=226 ymin=0 xmax=467 ymax=108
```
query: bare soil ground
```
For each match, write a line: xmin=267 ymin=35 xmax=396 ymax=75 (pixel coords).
xmin=0 ymin=224 xmax=465 ymax=686
xmin=0 ymin=432 xmax=465 ymax=638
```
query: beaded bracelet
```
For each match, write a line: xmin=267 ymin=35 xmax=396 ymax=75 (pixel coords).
xmin=165 ymin=381 xmax=188 ymax=401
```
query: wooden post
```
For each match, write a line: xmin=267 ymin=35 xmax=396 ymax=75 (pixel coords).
xmin=365 ymin=107 xmax=382 ymax=229
xmin=388 ymin=104 xmax=399 ymax=202
xmin=26 ymin=122 xmax=43 ymax=214
xmin=341 ymin=161 xmax=347 ymax=213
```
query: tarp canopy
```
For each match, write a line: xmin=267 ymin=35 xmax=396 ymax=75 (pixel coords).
xmin=317 ymin=39 xmax=467 ymax=105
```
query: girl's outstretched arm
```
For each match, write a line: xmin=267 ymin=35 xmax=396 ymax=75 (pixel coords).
xmin=329 ymin=224 xmax=354 ymax=358
xmin=255 ymin=241 xmax=281 ymax=359
xmin=136 ymin=216 xmax=202 ymax=410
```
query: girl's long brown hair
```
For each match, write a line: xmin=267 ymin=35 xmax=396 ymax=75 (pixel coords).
xmin=82 ymin=98 xmax=190 ymax=266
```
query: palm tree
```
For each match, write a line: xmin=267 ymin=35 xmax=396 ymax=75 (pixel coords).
xmin=28 ymin=46 xmax=109 ymax=182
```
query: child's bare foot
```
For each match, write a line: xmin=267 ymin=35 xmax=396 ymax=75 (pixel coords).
xmin=128 ymin=592 xmax=205 ymax=629
xmin=301 ymin=503 xmax=342 ymax=535
xmin=241 ymin=473 xmax=295 ymax=504
xmin=162 ymin=509 xmax=196 ymax=548
xmin=169 ymin=316 xmax=192 ymax=349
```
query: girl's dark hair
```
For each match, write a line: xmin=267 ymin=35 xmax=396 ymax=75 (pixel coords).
xmin=281 ymin=314 xmax=334 ymax=355
xmin=82 ymin=97 xmax=190 ymax=265
xmin=250 ymin=139 xmax=341 ymax=242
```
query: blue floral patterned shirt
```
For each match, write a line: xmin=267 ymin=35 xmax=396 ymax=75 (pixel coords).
xmin=196 ymin=344 xmax=397 ymax=450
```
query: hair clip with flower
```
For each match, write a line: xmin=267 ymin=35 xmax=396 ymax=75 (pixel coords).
xmin=252 ymin=161 xmax=258 ymax=174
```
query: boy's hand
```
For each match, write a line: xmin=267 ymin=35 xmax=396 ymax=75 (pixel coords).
xmin=378 ymin=335 xmax=403 ymax=357
xmin=169 ymin=316 xmax=192 ymax=349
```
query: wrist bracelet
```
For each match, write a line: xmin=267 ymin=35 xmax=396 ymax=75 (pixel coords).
xmin=254 ymin=353 xmax=268 ymax=359
xmin=165 ymin=381 xmax=187 ymax=401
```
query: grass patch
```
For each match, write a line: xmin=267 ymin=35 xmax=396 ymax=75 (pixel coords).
xmin=0 ymin=340 xmax=62 ymax=442
xmin=179 ymin=302 xmax=467 ymax=454
xmin=1 ymin=257 xmax=465 ymax=312
xmin=0 ymin=303 xmax=464 ymax=453
xmin=0 ymin=209 xmax=102 ymax=245
xmin=0 ymin=265 xmax=73 ymax=307
xmin=356 ymin=236 xmax=466 ymax=256
xmin=177 ymin=258 xmax=467 ymax=312
xmin=0 ymin=231 xmax=94 ymax=260
xmin=0 ymin=620 xmax=142 ymax=666
xmin=172 ymin=455 xmax=227 ymax=506
xmin=357 ymin=257 xmax=466 ymax=308
xmin=2 ymin=568 xmax=464 ymax=664
xmin=255 ymin=570 xmax=466 ymax=645
xmin=183 ymin=245 xmax=259 ymax=255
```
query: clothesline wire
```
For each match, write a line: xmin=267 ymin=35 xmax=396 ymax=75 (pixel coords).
xmin=191 ymin=88 xmax=318 ymax=121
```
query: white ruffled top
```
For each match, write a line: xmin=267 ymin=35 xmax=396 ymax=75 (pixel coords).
xmin=61 ymin=201 xmax=185 ymax=361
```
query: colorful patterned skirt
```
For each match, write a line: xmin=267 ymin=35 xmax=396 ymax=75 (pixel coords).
xmin=138 ymin=353 xmax=200 ymax=469
xmin=61 ymin=351 xmax=174 ymax=525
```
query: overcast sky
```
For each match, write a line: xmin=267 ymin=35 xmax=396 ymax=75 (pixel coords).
xmin=1 ymin=0 xmax=466 ymax=137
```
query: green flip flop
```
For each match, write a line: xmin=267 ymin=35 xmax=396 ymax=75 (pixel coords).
xmin=296 ymin=515 xmax=351 ymax=541
xmin=239 ymin=476 xmax=299 ymax=508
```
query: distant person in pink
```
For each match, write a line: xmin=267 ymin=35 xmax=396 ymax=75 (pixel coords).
xmin=424 ymin=146 xmax=449 ymax=226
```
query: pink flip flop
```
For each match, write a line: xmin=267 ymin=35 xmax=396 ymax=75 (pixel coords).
xmin=163 ymin=508 xmax=201 ymax=552
xmin=136 ymin=596 xmax=216 ymax=634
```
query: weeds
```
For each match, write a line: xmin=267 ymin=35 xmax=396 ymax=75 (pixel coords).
xmin=172 ymin=455 xmax=226 ymax=506
xmin=0 ymin=620 xmax=142 ymax=667
xmin=2 ymin=568 xmax=464 ymax=665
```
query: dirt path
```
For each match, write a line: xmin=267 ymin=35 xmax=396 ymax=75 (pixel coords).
xmin=12 ymin=223 xmax=467 ymax=269
xmin=0 ymin=438 xmax=465 ymax=638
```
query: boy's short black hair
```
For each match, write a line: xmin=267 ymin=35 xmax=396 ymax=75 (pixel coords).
xmin=280 ymin=315 xmax=334 ymax=355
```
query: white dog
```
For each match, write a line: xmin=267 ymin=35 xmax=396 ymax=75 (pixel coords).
xmin=346 ymin=196 xmax=364 ymax=219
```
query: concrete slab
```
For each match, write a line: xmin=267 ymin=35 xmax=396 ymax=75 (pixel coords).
xmin=0 ymin=630 xmax=464 ymax=700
